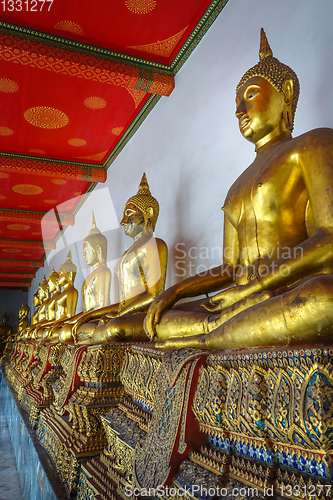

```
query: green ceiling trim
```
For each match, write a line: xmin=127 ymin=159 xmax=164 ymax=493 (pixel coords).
xmin=0 ymin=21 xmax=172 ymax=74
xmin=0 ymin=0 xmax=229 ymax=77
xmin=0 ymin=150 xmax=105 ymax=169
xmin=170 ymin=0 xmax=229 ymax=74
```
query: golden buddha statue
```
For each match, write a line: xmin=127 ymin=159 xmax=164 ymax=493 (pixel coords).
xmin=16 ymin=302 xmax=30 ymax=340
xmin=31 ymin=292 xmax=41 ymax=326
xmin=44 ymin=252 xmax=78 ymax=341
xmin=56 ymin=214 xmax=112 ymax=343
xmin=0 ymin=311 xmax=12 ymax=340
xmin=66 ymin=173 xmax=168 ymax=344
xmin=36 ymin=276 xmax=49 ymax=323
xmin=33 ymin=269 xmax=61 ymax=340
xmin=145 ymin=29 xmax=333 ymax=350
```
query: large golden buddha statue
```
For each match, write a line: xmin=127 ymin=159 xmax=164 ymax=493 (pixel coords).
xmin=65 ymin=173 xmax=168 ymax=344
xmin=145 ymin=29 xmax=333 ymax=350
xmin=56 ymin=215 xmax=111 ymax=343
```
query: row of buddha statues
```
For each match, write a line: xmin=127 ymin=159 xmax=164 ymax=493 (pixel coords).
xmin=17 ymin=173 xmax=168 ymax=346
xmin=14 ymin=29 xmax=333 ymax=352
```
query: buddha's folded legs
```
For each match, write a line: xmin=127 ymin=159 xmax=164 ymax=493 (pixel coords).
xmin=90 ymin=312 xmax=148 ymax=344
xmin=156 ymin=274 xmax=333 ymax=350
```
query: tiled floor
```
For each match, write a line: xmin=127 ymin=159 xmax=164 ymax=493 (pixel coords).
xmin=0 ymin=384 xmax=24 ymax=500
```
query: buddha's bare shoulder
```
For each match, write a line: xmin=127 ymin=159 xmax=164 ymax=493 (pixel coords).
xmin=291 ymin=127 xmax=333 ymax=149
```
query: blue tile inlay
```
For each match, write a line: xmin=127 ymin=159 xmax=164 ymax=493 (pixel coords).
xmin=0 ymin=371 xmax=59 ymax=500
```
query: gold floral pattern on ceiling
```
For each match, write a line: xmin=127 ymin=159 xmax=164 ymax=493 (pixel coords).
xmin=12 ymin=184 xmax=43 ymax=195
xmin=112 ymin=127 xmax=124 ymax=136
xmin=24 ymin=107 xmax=69 ymax=129
xmin=77 ymin=150 xmax=108 ymax=161
xmin=84 ymin=97 xmax=107 ymax=109
xmin=0 ymin=127 xmax=13 ymax=136
xmin=127 ymin=27 xmax=188 ymax=57
xmin=54 ymin=20 xmax=83 ymax=35
xmin=125 ymin=0 xmax=156 ymax=15
xmin=0 ymin=78 xmax=19 ymax=93
xmin=7 ymin=224 xmax=30 ymax=231
xmin=68 ymin=138 xmax=87 ymax=147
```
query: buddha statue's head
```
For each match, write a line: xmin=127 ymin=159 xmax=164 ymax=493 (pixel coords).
xmin=48 ymin=268 xmax=59 ymax=294
xmin=83 ymin=213 xmax=107 ymax=267
xmin=33 ymin=292 xmax=40 ymax=308
xmin=21 ymin=302 xmax=30 ymax=318
xmin=121 ymin=173 xmax=159 ymax=239
xmin=38 ymin=275 xmax=49 ymax=301
xmin=236 ymin=29 xmax=300 ymax=148
xmin=58 ymin=251 xmax=77 ymax=287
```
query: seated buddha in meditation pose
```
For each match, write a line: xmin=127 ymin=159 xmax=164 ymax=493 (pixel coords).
xmin=31 ymin=292 xmax=41 ymax=327
xmin=33 ymin=269 xmax=62 ymax=340
xmin=0 ymin=311 xmax=11 ymax=341
xmin=144 ymin=30 xmax=333 ymax=350
xmin=56 ymin=214 xmax=111 ymax=343
xmin=65 ymin=173 xmax=168 ymax=344
xmin=16 ymin=302 xmax=30 ymax=340
xmin=43 ymin=252 xmax=79 ymax=341
xmin=23 ymin=275 xmax=50 ymax=339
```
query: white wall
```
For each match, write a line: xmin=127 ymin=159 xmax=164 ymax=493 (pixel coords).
xmin=28 ymin=0 xmax=333 ymax=314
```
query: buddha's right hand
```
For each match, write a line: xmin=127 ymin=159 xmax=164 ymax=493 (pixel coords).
xmin=144 ymin=288 xmax=179 ymax=340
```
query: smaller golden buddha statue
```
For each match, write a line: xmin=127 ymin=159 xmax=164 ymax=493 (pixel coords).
xmin=0 ymin=311 xmax=12 ymax=340
xmin=56 ymin=214 xmax=112 ymax=343
xmin=45 ymin=252 xmax=78 ymax=341
xmin=70 ymin=173 xmax=168 ymax=345
xmin=31 ymin=292 xmax=41 ymax=326
xmin=16 ymin=302 xmax=30 ymax=340
xmin=33 ymin=269 xmax=61 ymax=340
xmin=22 ymin=277 xmax=49 ymax=340
xmin=36 ymin=276 xmax=50 ymax=324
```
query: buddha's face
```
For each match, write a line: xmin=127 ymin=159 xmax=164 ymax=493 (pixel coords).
xmin=121 ymin=203 xmax=145 ymax=239
xmin=83 ymin=241 xmax=98 ymax=266
xmin=236 ymin=76 xmax=285 ymax=147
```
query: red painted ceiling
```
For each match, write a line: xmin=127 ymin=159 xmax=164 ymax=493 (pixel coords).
xmin=0 ymin=0 xmax=227 ymax=289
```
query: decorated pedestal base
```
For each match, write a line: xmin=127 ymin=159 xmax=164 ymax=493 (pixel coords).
xmin=37 ymin=342 xmax=128 ymax=495
xmin=22 ymin=342 xmax=66 ymax=427
xmin=6 ymin=341 xmax=40 ymax=399
xmin=77 ymin=345 xmax=333 ymax=500
xmin=4 ymin=337 xmax=333 ymax=500
xmin=78 ymin=345 xmax=207 ymax=499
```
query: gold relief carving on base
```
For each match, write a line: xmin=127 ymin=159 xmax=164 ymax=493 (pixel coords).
xmin=193 ymin=348 xmax=333 ymax=454
xmin=133 ymin=350 xmax=203 ymax=489
xmin=77 ymin=343 xmax=128 ymax=383
xmin=120 ymin=347 xmax=163 ymax=409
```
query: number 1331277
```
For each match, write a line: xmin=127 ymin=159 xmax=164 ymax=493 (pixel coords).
xmin=1 ymin=0 xmax=53 ymax=11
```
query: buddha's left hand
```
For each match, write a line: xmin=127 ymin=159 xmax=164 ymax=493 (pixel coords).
xmin=202 ymin=279 xmax=264 ymax=312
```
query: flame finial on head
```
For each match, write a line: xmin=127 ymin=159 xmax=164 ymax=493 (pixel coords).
xmin=83 ymin=212 xmax=107 ymax=263
xmin=59 ymin=250 xmax=77 ymax=274
xmin=259 ymin=28 xmax=273 ymax=60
